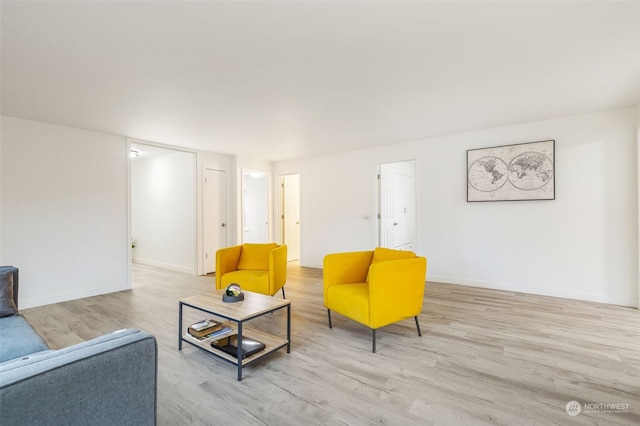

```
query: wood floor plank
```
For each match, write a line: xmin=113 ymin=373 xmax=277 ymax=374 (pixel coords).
xmin=19 ymin=263 xmax=640 ymax=425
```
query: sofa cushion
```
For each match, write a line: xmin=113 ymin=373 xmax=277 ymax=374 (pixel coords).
xmin=0 ymin=270 xmax=18 ymax=318
xmin=0 ymin=315 xmax=49 ymax=363
xmin=237 ymin=243 xmax=278 ymax=270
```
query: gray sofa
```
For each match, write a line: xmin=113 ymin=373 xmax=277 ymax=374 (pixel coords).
xmin=0 ymin=266 xmax=158 ymax=426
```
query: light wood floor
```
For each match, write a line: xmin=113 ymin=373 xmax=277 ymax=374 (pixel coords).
xmin=21 ymin=263 xmax=640 ymax=425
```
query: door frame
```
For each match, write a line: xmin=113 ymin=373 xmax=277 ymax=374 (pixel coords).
xmin=279 ymin=173 xmax=301 ymax=262
xmin=203 ymin=168 xmax=228 ymax=274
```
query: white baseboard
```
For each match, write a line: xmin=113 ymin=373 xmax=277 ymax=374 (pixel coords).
xmin=428 ymin=275 xmax=637 ymax=308
xmin=21 ymin=283 xmax=130 ymax=310
xmin=132 ymin=258 xmax=195 ymax=274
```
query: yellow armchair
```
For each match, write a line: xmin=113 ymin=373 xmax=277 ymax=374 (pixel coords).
xmin=323 ymin=247 xmax=427 ymax=352
xmin=216 ymin=243 xmax=288 ymax=297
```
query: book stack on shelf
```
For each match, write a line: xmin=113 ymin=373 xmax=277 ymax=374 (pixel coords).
xmin=187 ymin=319 xmax=232 ymax=342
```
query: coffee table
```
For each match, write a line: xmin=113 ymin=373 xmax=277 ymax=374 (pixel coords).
xmin=178 ymin=290 xmax=291 ymax=380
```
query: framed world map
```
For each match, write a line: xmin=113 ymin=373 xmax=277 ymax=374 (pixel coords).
xmin=467 ymin=140 xmax=555 ymax=202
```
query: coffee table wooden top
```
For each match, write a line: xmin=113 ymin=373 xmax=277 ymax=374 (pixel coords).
xmin=180 ymin=290 xmax=290 ymax=321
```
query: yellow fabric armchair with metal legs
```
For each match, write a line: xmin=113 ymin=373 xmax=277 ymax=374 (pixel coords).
xmin=216 ymin=243 xmax=288 ymax=297
xmin=323 ymin=247 xmax=427 ymax=352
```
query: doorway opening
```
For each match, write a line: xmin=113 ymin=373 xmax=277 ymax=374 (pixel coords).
xmin=378 ymin=160 xmax=416 ymax=251
xmin=280 ymin=173 xmax=300 ymax=261
xmin=130 ymin=142 xmax=197 ymax=274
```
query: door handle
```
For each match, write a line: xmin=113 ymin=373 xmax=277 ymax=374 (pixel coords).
xmin=221 ymin=223 xmax=226 ymax=227
xmin=393 ymin=222 xmax=398 ymax=226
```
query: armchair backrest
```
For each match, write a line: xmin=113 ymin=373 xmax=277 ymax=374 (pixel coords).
xmin=366 ymin=247 xmax=416 ymax=282
xmin=237 ymin=243 xmax=279 ymax=270
xmin=323 ymin=251 xmax=374 ymax=288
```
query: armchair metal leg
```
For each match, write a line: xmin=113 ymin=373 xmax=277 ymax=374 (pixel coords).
xmin=372 ymin=329 xmax=376 ymax=353
xmin=415 ymin=316 xmax=422 ymax=336
xmin=327 ymin=309 xmax=332 ymax=328
xmin=281 ymin=287 xmax=286 ymax=299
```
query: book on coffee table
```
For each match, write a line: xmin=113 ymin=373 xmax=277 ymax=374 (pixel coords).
xmin=188 ymin=319 xmax=223 ymax=338
xmin=187 ymin=326 xmax=232 ymax=342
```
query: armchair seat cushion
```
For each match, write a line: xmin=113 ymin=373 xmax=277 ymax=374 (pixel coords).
xmin=221 ymin=270 xmax=269 ymax=295
xmin=326 ymin=283 xmax=370 ymax=326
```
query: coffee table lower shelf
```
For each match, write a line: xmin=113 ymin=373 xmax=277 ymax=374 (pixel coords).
xmin=181 ymin=327 xmax=289 ymax=366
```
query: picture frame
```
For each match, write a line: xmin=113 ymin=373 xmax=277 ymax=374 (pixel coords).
xmin=467 ymin=140 xmax=555 ymax=202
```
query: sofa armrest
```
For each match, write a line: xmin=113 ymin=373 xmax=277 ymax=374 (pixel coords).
xmin=0 ymin=329 xmax=157 ymax=426
xmin=215 ymin=245 xmax=242 ymax=290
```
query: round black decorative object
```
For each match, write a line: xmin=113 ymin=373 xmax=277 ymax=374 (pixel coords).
xmin=222 ymin=283 xmax=244 ymax=303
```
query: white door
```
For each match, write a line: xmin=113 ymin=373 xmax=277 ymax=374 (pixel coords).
xmin=379 ymin=160 xmax=416 ymax=251
xmin=281 ymin=174 xmax=300 ymax=261
xmin=242 ymin=170 xmax=269 ymax=243
xmin=204 ymin=169 xmax=227 ymax=273
xmin=393 ymin=172 xmax=415 ymax=248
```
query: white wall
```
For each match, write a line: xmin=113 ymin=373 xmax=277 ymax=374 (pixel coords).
xmin=131 ymin=150 xmax=196 ymax=273
xmin=2 ymin=108 xmax=637 ymax=308
xmin=274 ymin=107 xmax=639 ymax=307
xmin=1 ymin=116 xmax=129 ymax=309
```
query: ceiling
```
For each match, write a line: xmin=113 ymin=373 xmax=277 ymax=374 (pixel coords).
xmin=2 ymin=1 xmax=639 ymax=162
